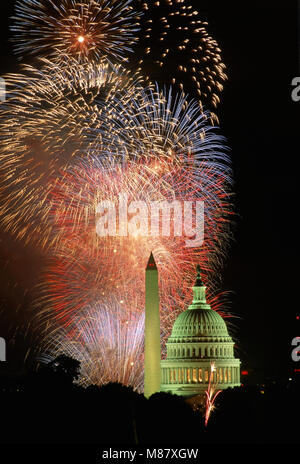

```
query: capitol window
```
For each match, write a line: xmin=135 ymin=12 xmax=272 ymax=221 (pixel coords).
xmin=198 ymin=368 xmax=203 ymax=382
xmin=192 ymin=368 xmax=197 ymax=383
xmin=187 ymin=368 xmax=191 ymax=383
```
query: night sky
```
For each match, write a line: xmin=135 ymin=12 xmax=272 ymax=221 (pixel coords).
xmin=0 ymin=0 xmax=299 ymax=382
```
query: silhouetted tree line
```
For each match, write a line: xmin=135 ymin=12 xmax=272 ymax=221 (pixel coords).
xmin=0 ymin=355 xmax=298 ymax=444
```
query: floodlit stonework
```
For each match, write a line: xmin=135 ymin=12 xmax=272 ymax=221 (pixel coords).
xmin=160 ymin=266 xmax=240 ymax=397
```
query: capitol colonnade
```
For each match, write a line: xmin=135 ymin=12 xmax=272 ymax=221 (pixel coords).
xmin=161 ymin=363 xmax=241 ymax=389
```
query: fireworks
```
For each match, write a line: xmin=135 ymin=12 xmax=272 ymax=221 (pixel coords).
xmin=131 ymin=0 xmax=227 ymax=113
xmin=0 ymin=58 xmax=143 ymax=247
xmin=2 ymin=0 xmax=235 ymax=393
xmin=38 ymin=300 xmax=145 ymax=391
xmin=37 ymin=251 xmax=232 ymax=366
xmin=11 ymin=0 xmax=141 ymax=64
xmin=35 ymin=154 xmax=232 ymax=365
xmin=32 ymin=84 xmax=233 ymax=383
xmin=99 ymin=84 xmax=231 ymax=165
xmin=0 ymin=68 xmax=231 ymax=250
xmin=204 ymin=362 xmax=222 ymax=426
xmin=62 ymin=85 xmax=233 ymax=218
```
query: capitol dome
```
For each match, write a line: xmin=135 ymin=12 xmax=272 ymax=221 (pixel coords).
xmin=171 ymin=306 xmax=229 ymax=339
xmin=160 ymin=266 xmax=241 ymax=397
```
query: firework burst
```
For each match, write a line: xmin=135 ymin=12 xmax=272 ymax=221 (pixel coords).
xmin=35 ymin=248 xmax=233 ymax=390
xmin=38 ymin=300 xmax=145 ymax=391
xmin=11 ymin=0 xmax=141 ymax=64
xmin=34 ymin=85 xmax=233 ymax=356
xmin=204 ymin=362 xmax=222 ymax=426
xmin=35 ymin=147 xmax=233 ymax=361
xmin=48 ymin=87 xmax=233 ymax=264
xmin=83 ymin=85 xmax=232 ymax=177
xmin=131 ymin=0 xmax=227 ymax=114
xmin=0 ymin=58 xmax=143 ymax=248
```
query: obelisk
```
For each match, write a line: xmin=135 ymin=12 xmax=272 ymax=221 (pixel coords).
xmin=144 ymin=252 xmax=161 ymax=398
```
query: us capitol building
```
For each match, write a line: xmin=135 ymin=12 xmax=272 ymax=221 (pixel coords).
xmin=144 ymin=254 xmax=241 ymax=398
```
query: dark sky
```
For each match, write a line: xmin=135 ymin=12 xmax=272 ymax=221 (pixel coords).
xmin=0 ymin=0 xmax=299 ymax=382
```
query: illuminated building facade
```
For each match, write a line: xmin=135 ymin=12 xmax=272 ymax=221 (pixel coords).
xmin=160 ymin=266 xmax=240 ymax=397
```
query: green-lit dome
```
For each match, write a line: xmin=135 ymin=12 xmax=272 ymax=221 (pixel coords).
xmin=170 ymin=265 xmax=230 ymax=340
xmin=160 ymin=265 xmax=241 ymax=397
xmin=171 ymin=307 xmax=229 ymax=338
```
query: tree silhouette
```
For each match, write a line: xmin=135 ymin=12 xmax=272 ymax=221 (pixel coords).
xmin=46 ymin=354 xmax=81 ymax=383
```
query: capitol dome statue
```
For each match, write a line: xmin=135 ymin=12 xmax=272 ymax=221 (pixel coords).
xmin=160 ymin=265 xmax=240 ymax=397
